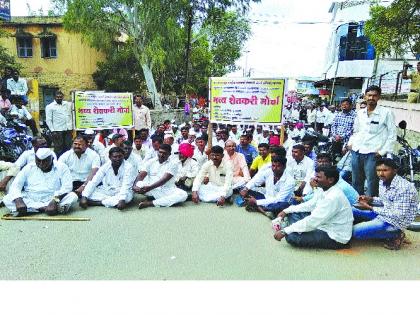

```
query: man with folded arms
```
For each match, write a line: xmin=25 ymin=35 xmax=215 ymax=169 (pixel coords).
xmin=132 ymin=144 xmax=188 ymax=209
xmin=80 ymin=147 xmax=134 ymax=210
xmin=59 ymin=135 xmax=101 ymax=196
xmin=274 ymin=166 xmax=353 ymax=249
xmin=3 ymin=148 xmax=78 ymax=216
xmin=192 ymin=145 xmax=233 ymax=206
xmin=240 ymin=156 xmax=295 ymax=219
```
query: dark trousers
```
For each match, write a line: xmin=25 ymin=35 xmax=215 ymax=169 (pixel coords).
xmin=351 ymin=151 xmax=379 ymax=196
xmin=248 ymin=190 xmax=290 ymax=216
xmin=51 ymin=130 xmax=73 ymax=157
xmin=72 ymin=181 xmax=84 ymax=191
xmin=285 ymin=212 xmax=348 ymax=249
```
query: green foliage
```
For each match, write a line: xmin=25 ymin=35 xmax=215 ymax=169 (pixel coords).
xmin=365 ymin=0 xmax=420 ymax=56
xmin=0 ymin=28 xmax=21 ymax=74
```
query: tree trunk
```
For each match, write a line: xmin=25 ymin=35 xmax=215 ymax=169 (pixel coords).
xmin=141 ymin=63 xmax=162 ymax=110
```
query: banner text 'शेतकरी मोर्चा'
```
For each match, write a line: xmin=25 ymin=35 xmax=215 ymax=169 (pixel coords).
xmin=209 ymin=78 xmax=287 ymax=124
xmin=74 ymin=92 xmax=133 ymax=130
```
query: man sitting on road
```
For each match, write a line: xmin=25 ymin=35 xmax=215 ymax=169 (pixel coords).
xmin=121 ymin=141 xmax=142 ymax=173
xmin=193 ymin=136 xmax=208 ymax=168
xmin=286 ymin=144 xmax=315 ymax=196
xmin=240 ymin=156 xmax=295 ymax=219
xmin=3 ymin=148 xmax=78 ymax=216
xmin=274 ymin=166 xmax=354 ymax=249
xmin=175 ymin=143 xmax=198 ymax=191
xmin=80 ymin=147 xmax=135 ymax=210
xmin=0 ymin=137 xmax=56 ymax=192
xmin=223 ymin=140 xmax=250 ymax=190
xmin=352 ymin=158 xmax=418 ymax=250
xmin=132 ymin=143 xmax=188 ymax=209
xmin=104 ymin=133 xmax=125 ymax=162
xmin=236 ymin=134 xmax=258 ymax=167
xmin=192 ymin=145 xmax=233 ymax=206
xmin=249 ymin=143 xmax=271 ymax=177
xmin=132 ymin=134 xmax=148 ymax=159
xmin=59 ymin=135 xmax=101 ymax=196
xmin=143 ymin=135 xmax=162 ymax=162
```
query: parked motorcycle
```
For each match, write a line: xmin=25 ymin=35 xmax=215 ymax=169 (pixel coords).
xmin=0 ymin=122 xmax=33 ymax=162
xmin=40 ymin=121 xmax=53 ymax=147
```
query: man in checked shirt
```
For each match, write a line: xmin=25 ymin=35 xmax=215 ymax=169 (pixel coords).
xmin=352 ymin=158 xmax=418 ymax=250
xmin=330 ymin=98 xmax=356 ymax=155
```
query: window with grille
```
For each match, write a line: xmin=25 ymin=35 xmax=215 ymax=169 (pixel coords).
xmin=41 ymin=37 xmax=57 ymax=58
xmin=16 ymin=37 xmax=33 ymax=58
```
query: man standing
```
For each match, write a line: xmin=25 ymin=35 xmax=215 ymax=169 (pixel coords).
xmin=330 ymin=98 xmax=356 ymax=154
xmin=240 ymin=156 xmax=295 ymax=219
xmin=80 ymin=147 xmax=134 ymax=210
xmin=402 ymin=62 xmax=420 ymax=103
xmin=353 ymin=158 xmax=418 ymax=250
xmin=132 ymin=95 xmax=151 ymax=133
xmin=192 ymin=145 xmax=233 ymax=206
xmin=6 ymin=70 xmax=28 ymax=104
xmin=3 ymin=148 xmax=78 ymax=216
xmin=274 ymin=166 xmax=353 ymax=249
xmin=132 ymin=144 xmax=188 ymax=208
xmin=348 ymin=85 xmax=396 ymax=196
xmin=45 ymin=91 xmax=73 ymax=157
xmin=58 ymin=136 xmax=101 ymax=196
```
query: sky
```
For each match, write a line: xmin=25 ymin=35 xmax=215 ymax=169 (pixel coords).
xmin=10 ymin=0 xmax=336 ymax=78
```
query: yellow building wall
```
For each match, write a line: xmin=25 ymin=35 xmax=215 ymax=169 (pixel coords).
xmin=0 ymin=22 xmax=105 ymax=123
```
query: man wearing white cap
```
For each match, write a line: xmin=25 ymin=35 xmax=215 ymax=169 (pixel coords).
xmin=80 ymin=147 xmax=135 ymax=210
xmin=2 ymin=148 xmax=78 ymax=216
xmin=58 ymin=135 xmax=101 ymax=196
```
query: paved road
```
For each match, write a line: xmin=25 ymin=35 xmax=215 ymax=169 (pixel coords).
xmin=0 ymin=199 xmax=419 ymax=280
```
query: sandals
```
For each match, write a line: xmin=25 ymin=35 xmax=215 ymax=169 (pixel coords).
xmin=383 ymin=231 xmax=406 ymax=250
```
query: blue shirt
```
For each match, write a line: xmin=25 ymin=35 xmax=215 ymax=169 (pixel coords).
xmin=336 ymin=177 xmax=359 ymax=205
xmin=330 ymin=110 xmax=356 ymax=143
xmin=236 ymin=144 xmax=258 ymax=165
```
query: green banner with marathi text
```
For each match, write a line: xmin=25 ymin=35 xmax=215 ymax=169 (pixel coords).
xmin=74 ymin=91 xmax=133 ymax=130
xmin=209 ymin=78 xmax=287 ymax=124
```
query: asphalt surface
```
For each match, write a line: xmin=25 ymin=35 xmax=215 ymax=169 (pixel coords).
xmin=0 ymin=198 xmax=419 ymax=280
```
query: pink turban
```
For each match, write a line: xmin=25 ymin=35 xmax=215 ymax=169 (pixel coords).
xmin=178 ymin=143 xmax=194 ymax=158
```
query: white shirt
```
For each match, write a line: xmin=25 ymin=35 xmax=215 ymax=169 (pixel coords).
xmin=132 ymin=145 xmax=148 ymax=160
xmin=286 ymin=156 xmax=314 ymax=183
xmin=315 ymin=108 xmax=330 ymax=124
xmin=6 ymin=77 xmax=28 ymax=96
xmin=283 ymin=184 xmax=354 ymax=244
xmin=14 ymin=149 xmax=57 ymax=169
xmin=143 ymin=148 xmax=158 ymax=162
xmin=192 ymin=159 xmax=233 ymax=197
xmin=349 ymin=105 xmax=396 ymax=155
xmin=176 ymin=157 xmax=199 ymax=181
xmin=12 ymin=105 xmax=32 ymax=120
xmin=193 ymin=147 xmax=208 ymax=168
xmin=91 ymin=141 xmax=106 ymax=164
xmin=325 ymin=111 xmax=337 ymax=126
xmin=45 ymin=100 xmax=73 ymax=131
xmin=140 ymin=157 xmax=179 ymax=189
xmin=125 ymin=153 xmax=142 ymax=173
xmin=82 ymin=161 xmax=134 ymax=201
xmin=7 ymin=161 xmax=73 ymax=202
xmin=245 ymin=168 xmax=295 ymax=206
xmin=58 ymin=148 xmax=101 ymax=182
xmin=132 ymin=105 xmax=151 ymax=130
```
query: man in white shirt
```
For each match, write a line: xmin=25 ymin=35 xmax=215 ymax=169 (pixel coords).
xmin=348 ymin=85 xmax=396 ymax=196
xmin=286 ymin=144 xmax=315 ymax=196
xmin=80 ymin=147 xmax=135 ymax=210
xmin=175 ymin=143 xmax=198 ymax=191
xmin=104 ymin=133 xmax=125 ymax=162
xmin=121 ymin=141 xmax=142 ymax=173
xmin=58 ymin=135 xmax=101 ymax=196
xmin=84 ymin=129 xmax=106 ymax=164
xmin=2 ymin=148 xmax=78 ymax=216
xmin=274 ymin=166 xmax=354 ymax=249
xmin=143 ymin=135 xmax=162 ymax=162
xmin=192 ymin=145 xmax=233 ymax=206
xmin=132 ymin=95 xmax=151 ymax=133
xmin=223 ymin=140 xmax=250 ymax=190
xmin=6 ymin=70 xmax=28 ymax=104
xmin=45 ymin=91 xmax=73 ymax=157
xmin=133 ymin=143 xmax=188 ymax=208
xmin=240 ymin=156 xmax=295 ymax=219
xmin=0 ymin=137 xmax=56 ymax=192
xmin=193 ymin=136 xmax=208 ymax=168
xmin=132 ymin=134 xmax=149 ymax=159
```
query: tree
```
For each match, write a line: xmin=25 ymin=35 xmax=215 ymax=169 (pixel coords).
xmin=0 ymin=29 xmax=21 ymax=74
xmin=54 ymin=0 xmax=257 ymax=108
xmin=364 ymin=0 xmax=420 ymax=57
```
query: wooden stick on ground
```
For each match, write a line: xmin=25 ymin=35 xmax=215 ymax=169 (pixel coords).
xmin=1 ymin=214 xmax=90 ymax=221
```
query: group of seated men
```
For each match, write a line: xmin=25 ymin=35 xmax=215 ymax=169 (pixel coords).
xmin=0 ymin=120 xmax=417 ymax=251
